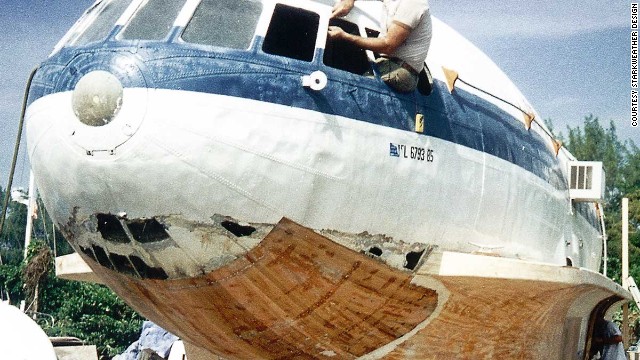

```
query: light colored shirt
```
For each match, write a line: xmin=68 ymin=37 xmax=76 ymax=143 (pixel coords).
xmin=599 ymin=321 xmax=626 ymax=360
xmin=382 ymin=0 xmax=432 ymax=72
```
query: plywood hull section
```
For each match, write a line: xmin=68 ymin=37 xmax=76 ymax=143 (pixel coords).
xmin=90 ymin=219 xmax=439 ymax=359
xmin=381 ymin=278 xmax=595 ymax=359
xmin=80 ymin=219 xmax=627 ymax=359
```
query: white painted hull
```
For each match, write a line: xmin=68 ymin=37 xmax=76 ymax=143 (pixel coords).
xmin=27 ymin=88 xmax=600 ymax=277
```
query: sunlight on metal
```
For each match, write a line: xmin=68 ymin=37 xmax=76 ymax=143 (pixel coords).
xmin=442 ymin=66 xmax=563 ymax=157
xmin=442 ymin=67 xmax=458 ymax=93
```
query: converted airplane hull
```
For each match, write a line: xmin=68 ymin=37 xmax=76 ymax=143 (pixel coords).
xmin=24 ymin=0 xmax=623 ymax=358
xmin=29 ymin=84 xmax=622 ymax=359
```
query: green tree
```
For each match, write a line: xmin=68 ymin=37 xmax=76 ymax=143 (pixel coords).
xmin=0 ymin=186 xmax=28 ymax=264
xmin=565 ymin=115 xmax=625 ymax=204
xmin=9 ymin=240 xmax=143 ymax=359
xmin=0 ymin=262 xmax=23 ymax=303
xmin=1 ymin=187 xmax=143 ymax=359
xmin=563 ymin=116 xmax=640 ymax=281
xmin=1 ymin=186 xmax=74 ymax=265
xmin=40 ymin=278 xmax=143 ymax=359
xmin=623 ymin=142 xmax=640 ymax=194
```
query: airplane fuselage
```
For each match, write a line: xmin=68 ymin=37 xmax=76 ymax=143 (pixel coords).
xmin=24 ymin=0 xmax=608 ymax=358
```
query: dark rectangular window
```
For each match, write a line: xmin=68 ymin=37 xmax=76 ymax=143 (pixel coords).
xmin=323 ymin=19 xmax=371 ymax=75
xmin=262 ymin=4 xmax=319 ymax=62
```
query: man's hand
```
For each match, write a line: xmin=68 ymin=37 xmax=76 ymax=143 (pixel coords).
xmin=327 ymin=21 xmax=410 ymax=55
xmin=327 ymin=26 xmax=346 ymax=40
xmin=331 ymin=0 xmax=355 ymax=18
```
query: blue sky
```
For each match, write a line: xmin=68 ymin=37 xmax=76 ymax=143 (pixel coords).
xmin=0 ymin=0 xmax=636 ymax=189
xmin=429 ymin=0 xmax=634 ymax=143
xmin=0 ymin=0 xmax=94 ymax=188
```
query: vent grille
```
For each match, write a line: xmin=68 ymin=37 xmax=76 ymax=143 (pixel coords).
xmin=569 ymin=164 xmax=593 ymax=190
xmin=568 ymin=161 xmax=605 ymax=202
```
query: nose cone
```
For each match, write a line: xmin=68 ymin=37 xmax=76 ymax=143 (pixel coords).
xmin=72 ymin=70 xmax=123 ymax=126
xmin=26 ymin=52 xmax=150 ymax=158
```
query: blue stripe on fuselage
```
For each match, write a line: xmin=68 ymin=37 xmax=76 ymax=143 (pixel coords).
xmin=28 ymin=42 xmax=567 ymax=191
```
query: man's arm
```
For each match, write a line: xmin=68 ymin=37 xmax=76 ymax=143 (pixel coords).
xmin=593 ymin=334 xmax=623 ymax=345
xmin=328 ymin=21 xmax=411 ymax=55
xmin=331 ymin=0 xmax=355 ymax=18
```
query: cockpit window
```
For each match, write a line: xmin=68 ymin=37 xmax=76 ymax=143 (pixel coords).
xmin=73 ymin=0 xmax=134 ymax=46
xmin=181 ymin=0 xmax=262 ymax=49
xmin=262 ymin=4 xmax=319 ymax=62
xmin=120 ymin=0 xmax=187 ymax=40
xmin=324 ymin=19 xmax=371 ymax=75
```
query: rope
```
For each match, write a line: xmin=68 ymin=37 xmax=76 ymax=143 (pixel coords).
xmin=0 ymin=67 xmax=39 ymax=265
xmin=456 ymin=77 xmax=556 ymax=141
xmin=38 ymin=197 xmax=49 ymax=246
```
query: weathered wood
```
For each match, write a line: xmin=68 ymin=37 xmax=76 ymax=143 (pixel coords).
xmin=53 ymin=346 xmax=98 ymax=360
xmin=91 ymin=218 xmax=438 ymax=359
xmin=78 ymin=219 xmax=629 ymax=360
xmin=55 ymin=253 xmax=104 ymax=284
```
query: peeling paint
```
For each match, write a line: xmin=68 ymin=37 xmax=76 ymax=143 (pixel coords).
xmin=62 ymin=207 xmax=435 ymax=282
xmin=320 ymin=229 xmax=436 ymax=272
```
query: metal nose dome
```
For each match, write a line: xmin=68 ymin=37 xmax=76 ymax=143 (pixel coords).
xmin=72 ymin=70 xmax=124 ymax=126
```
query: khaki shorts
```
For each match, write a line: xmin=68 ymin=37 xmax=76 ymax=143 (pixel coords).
xmin=375 ymin=57 xmax=419 ymax=93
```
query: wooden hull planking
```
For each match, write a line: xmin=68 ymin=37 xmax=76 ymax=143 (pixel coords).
xmin=80 ymin=218 xmax=627 ymax=360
